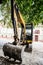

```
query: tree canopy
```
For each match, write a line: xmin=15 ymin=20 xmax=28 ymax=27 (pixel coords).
xmin=0 ymin=0 xmax=43 ymax=27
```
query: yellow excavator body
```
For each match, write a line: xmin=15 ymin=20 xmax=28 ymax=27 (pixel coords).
xmin=13 ymin=2 xmax=33 ymax=45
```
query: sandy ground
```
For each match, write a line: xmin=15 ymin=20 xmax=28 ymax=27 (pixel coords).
xmin=0 ymin=42 xmax=43 ymax=65
xmin=21 ymin=42 xmax=43 ymax=65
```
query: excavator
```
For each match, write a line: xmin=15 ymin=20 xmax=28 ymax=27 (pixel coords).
xmin=0 ymin=0 xmax=33 ymax=63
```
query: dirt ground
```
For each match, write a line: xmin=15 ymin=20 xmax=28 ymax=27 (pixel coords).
xmin=0 ymin=56 xmax=21 ymax=65
xmin=0 ymin=42 xmax=43 ymax=65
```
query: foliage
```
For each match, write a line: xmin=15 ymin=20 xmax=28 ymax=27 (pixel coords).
xmin=0 ymin=0 xmax=13 ymax=28
xmin=0 ymin=0 xmax=43 ymax=27
xmin=16 ymin=0 xmax=43 ymax=25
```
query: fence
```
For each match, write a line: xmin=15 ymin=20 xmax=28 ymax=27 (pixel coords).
xmin=0 ymin=28 xmax=14 ymax=39
xmin=0 ymin=27 xmax=43 ymax=42
xmin=0 ymin=27 xmax=21 ymax=40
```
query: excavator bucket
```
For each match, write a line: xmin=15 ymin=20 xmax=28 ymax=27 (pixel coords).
xmin=3 ymin=43 xmax=22 ymax=62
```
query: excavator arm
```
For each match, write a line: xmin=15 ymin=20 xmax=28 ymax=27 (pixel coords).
xmin=14 ymin=2 xmax=25 ymax=28
xmin=11 ymin=1 xmax=25 ymax=44
xmin=11 ymin=0 xmax=33 ymax=46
